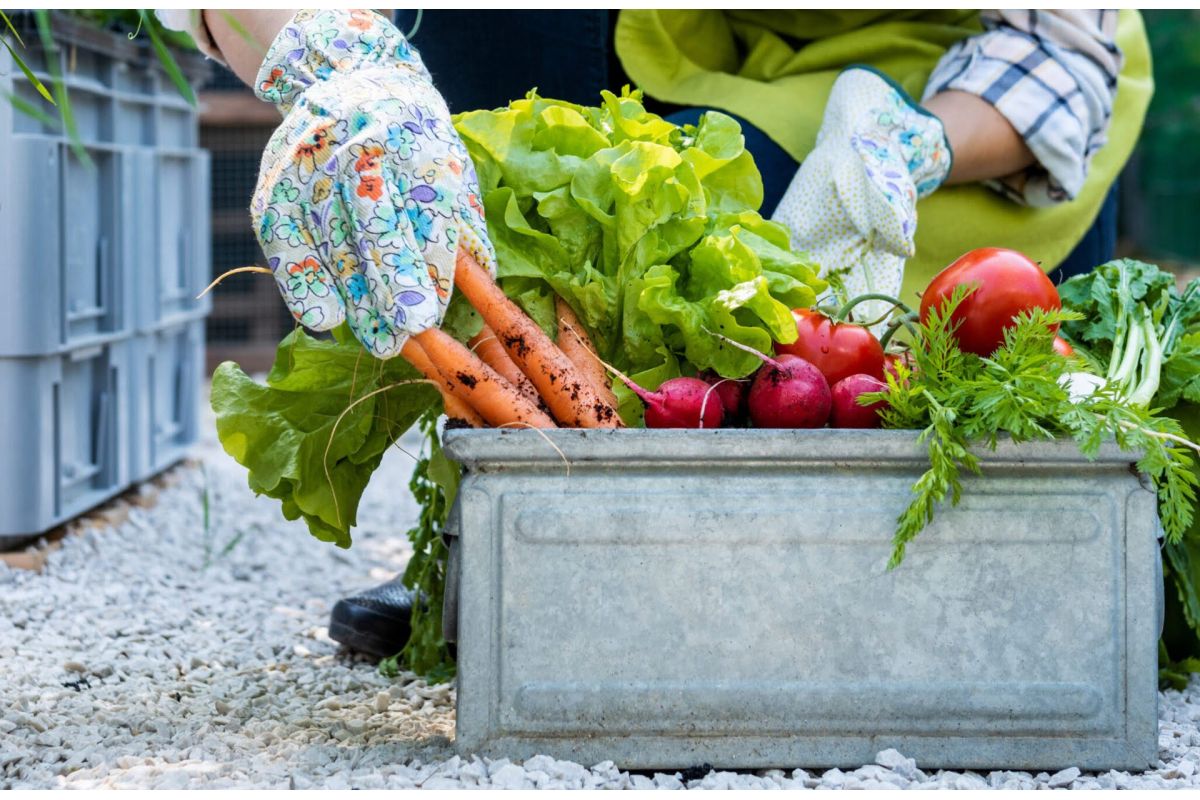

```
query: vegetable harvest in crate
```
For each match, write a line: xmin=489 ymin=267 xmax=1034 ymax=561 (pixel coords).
xmin=210 ymin=90 xmax=1200 ymax=681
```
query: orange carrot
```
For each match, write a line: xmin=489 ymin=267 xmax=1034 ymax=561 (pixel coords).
xmin=555 ymin=296 xmax=619 ymax=411
xmin=469 ymin=326 xmax=542 ymax=408
xmin=412 ymin=328 xmax=558 ymax=429
xmin=399 ymin=339 xmax=484 ymax=428
xmin=441 ymin=391 xmax=485 ymax=428
xmin=453 ymin=249 xmax=621 ymax=429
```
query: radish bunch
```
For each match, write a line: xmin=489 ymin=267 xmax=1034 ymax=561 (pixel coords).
xmin=617 ymin=343 xmax=889 ymax=430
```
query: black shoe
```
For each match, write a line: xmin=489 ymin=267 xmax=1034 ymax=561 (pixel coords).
xmin=329 ymin=575 xmax=415 ymax=659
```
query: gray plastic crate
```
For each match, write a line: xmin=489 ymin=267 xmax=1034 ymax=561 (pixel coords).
xmin=130 ymin=149 xmax=213 ymax=332
xmin=0 ymin=136 xmax=136 ymax=356
xmin=443 ymin=429 xmax=1161 ymax=772
xmin=1 ymin=14 xmax=210 ymax=355
xmin=0 ymin=15 xmax=209 ymax=549
xmin=0 ymin=12 xmax=208 ymax=149
xmin=0 ymin=342 xmax=132 ymax=549
xmin=128 ymin=319 xmax=205 ymax=481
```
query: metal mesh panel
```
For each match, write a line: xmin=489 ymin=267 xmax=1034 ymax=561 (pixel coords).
xmin=201 ymin=65 xmax=293 ymax=370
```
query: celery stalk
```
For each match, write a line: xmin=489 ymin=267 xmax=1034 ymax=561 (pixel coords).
xmin=1128 ymin=310 xmax=1163 ymax=407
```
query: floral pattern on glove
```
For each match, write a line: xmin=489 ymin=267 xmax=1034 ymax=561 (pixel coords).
xmin=850 ymin=80 xmax=951 ymax=240
xmin=250 ymin=9 xmax=496 ymax=358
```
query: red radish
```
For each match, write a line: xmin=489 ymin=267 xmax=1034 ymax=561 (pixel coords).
xmin=1053 ymin=336 xmax=1074 ymax=357
xmin=569 ymin=343 xmax=725 ymax=428
xmin=747 ymin=354 xmax=831 ymax=429
xmin=699 ymin=370 xmax=749 ymax=425
xmin=830 ymin=374 xmax=888 ymax=428
xmin=629 ymin=376 xmax=724 ymax=429
xmin=703 ymin=329 xmax=832 ymax=428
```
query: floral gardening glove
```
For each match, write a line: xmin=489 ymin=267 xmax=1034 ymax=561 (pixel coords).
xmin=251 ymin=9 xmax=496 ymax=358
xmin=772 ymin=67 xmax=951 ymax=324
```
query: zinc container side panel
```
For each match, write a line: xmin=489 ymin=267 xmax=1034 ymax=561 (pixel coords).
xmin=1125 ymin=487 xmax=1164 ymax=768
xmin=453 ymin=479 xmax=498 ymax=756
xmin=448 ymin=431 xmax=1161 ymax=771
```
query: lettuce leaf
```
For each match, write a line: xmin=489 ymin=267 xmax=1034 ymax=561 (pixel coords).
xmin=211 ymin=326 xmax=438 ymax=547
xmin=456 ymin=89 xmax=825 ymax=409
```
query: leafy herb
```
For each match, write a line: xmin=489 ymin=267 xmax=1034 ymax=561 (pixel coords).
xmin=1058 ymin=258 xmax=1200 ymax=407
xmin=1159 ymin=641 xmax=1200 ymax=692
xmin=1059 ymin=262 xmax=1200 ymax=682
xmin=137 ymin=9 xmax=196 ymax=106
xmin=870 ymin=285 xmax=1199 ymax=568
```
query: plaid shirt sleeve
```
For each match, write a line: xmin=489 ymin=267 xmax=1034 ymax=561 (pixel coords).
xmin=921 ymin=10 xmax=1123 ymax=207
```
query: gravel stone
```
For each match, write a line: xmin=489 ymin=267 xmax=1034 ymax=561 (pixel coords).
xmin=5 ymin=398 xmax=1200 ymax=789
xmin=1050 ymin=767 xmax=1083 ymax=788
xmin=876 ymin=748 xmax=918 ymax=779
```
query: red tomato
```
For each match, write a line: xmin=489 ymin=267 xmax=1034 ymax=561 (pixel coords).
xmin=775 ymin=308 xmax=885 ymax=386
xmin=919 ymin=248 xmax=1061 ymax=356
xmin=1053 ymin=336 xmax=1075 ymax=357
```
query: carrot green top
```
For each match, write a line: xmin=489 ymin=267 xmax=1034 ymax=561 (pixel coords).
xmin=614 ymin=10 xmax=1153 ymax=298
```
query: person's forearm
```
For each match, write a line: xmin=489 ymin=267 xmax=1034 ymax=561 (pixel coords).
xmin=204 ymin=10 xmax=297 ymax=88
xmin=923 ymin=90 xmax=1035 ymax=187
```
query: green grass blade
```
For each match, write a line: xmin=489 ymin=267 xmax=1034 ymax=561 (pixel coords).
xmin=3 ymin=89 xmax=57 ymax=126
xmin=0 ymin=9 xmax=24 ymax=46
xmin=33 ymin=10 xmax=91 ymax=169
xmin=1 ymin=11 xmax=56 ymax=104
xmin=138 ymin=10 xmax=196 ymax=106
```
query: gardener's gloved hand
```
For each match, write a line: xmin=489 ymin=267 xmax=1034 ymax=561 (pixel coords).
xmin=250 ymin=9 xmax=496 ymax=358
xmin=772 ymin=67 xmax=951 ymax=324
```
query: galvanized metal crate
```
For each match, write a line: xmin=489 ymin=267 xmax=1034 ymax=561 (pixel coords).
xmin=442 ymin=428 xmax=1161 ymax=772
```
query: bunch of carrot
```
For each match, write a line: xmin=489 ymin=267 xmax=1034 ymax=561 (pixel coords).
xmin=400 ymin=248 xmax=622 ymax=430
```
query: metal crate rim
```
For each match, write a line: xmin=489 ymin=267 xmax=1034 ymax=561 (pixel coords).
xmin=443 ymin=428 xmax=1138 ymax=467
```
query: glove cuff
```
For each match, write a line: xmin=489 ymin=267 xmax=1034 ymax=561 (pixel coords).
xmin=837 ymin=65 xmax=953 ymax=199
xmin=254 ymin=9 xmax=429 ymax=113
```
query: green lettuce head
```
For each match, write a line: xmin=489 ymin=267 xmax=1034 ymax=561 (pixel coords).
xmin=455 ymin=88 xmax=825 ymax=423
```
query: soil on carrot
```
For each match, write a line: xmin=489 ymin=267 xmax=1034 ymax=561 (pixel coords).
xmin=455 ymin=372 xmax=478 ymax=389
xmin=502 ymin=333 xmax=531 ymax=359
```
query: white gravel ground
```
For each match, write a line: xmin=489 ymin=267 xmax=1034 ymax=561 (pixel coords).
xmin=4 ymin=406 xmax=1200 ymax=789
